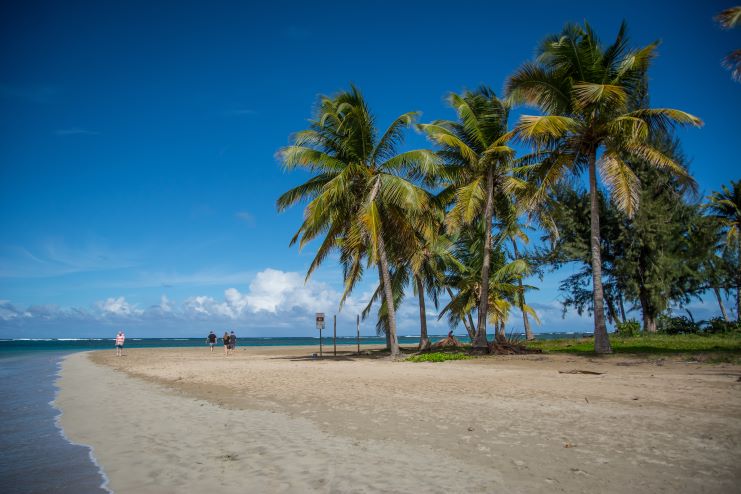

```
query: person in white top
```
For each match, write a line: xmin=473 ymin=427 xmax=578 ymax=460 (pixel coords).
xmin=115 ymin=331 xmax=125 ymax=357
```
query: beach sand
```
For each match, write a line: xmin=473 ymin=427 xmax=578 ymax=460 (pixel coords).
xmin=56 ymin=346 xmax=741 ymax=493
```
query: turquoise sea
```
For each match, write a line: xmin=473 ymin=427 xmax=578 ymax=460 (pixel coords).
xmin=0 ymin=332 xmax=589 ymax=493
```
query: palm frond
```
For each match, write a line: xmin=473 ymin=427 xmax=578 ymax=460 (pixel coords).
xmin=598 ymin=153 xmax=641 ymax=217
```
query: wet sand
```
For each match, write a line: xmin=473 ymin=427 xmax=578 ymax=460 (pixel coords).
xmin=56 ymin=346 xmax=741 ymax=493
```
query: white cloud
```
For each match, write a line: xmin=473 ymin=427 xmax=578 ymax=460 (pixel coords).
xmin=0 ymin=300 xmax=23 ymax=321
xmin=97 ymin=297 xmax=142 ymax=316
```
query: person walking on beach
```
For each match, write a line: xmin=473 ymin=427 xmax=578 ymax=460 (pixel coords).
xmin=115 ymin=330 xmax=125 ymax=357
xmin=223 ymin=331 xmax=231 ymax=357
xmin=207 ymin=331 xmax=217 ymax=352
xmin=229 ymin=330 xmax=237 ymax=352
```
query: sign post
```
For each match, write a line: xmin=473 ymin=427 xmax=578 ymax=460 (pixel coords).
xmin=356 ymin=314 xmax=360 ymax=354
xmin=333 ymin=314 xmax=337 ymax=357
xmin=316 ymin=313 xmax=325 ymax=357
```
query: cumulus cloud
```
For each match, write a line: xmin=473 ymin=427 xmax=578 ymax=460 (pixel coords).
xmin=176 ymin=269 xmax=342 ymax=319
xmin=97 ymin=297 xmax=142 ymax=316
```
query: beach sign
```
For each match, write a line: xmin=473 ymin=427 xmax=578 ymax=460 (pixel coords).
xmin=315 ymin=313 xmax=325 ymax=330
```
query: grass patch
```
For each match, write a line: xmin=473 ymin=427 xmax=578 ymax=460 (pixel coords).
xmin=407 ymin=352 xmax=473 ymax=363
xmin=526 ymin=333 xmax=741 ymax=356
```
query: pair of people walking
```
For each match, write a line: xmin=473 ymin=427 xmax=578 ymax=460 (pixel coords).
xmin=221 ymin=330 xmax=237 ymax=356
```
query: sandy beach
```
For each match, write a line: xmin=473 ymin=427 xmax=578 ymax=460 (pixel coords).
xmin=56 ymin=346 xmax=741 ymax=493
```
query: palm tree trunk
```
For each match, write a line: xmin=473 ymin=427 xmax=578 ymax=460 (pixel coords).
xmin=376 ymin=265 xmax=392 ymax=350
xmin=495 ymin=320 xmax=505 ymax=340
xmin=618 ymin=291 xmax=627 ymax=322
xmin=445 ymin=287 xmax=476 ymax=340
xmin=377 ymin=235 xmax=400 ymax=357
xmin=367 ymin=177 xmax=399 ymax=356
xmin=588 ymin=151 xmax=613 ymax=353
xmin=510 ymin=237 xmax=534 ymax=340
xmin=467 ymin=313 xmax=477 ymax=340
xmin=474 ymin=167 xmax=495 ymax=350
xmin=606 ymin=292 xmax=620 ymax=325
xmin=416 ymin=275 xmax=431 ymax=351
xmin=714 ymin=286 xmax=730 ymax=322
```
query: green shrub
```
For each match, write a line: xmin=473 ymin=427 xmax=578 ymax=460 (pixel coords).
xmin=703 ymin=317 xmax=741 ymax=334
xmin=407 ymin=352 xmax=472 ymax=363
xmin=616 ymin=319 xmax=641 ymax=337
xmin=657 ymin=315 xmax=701 ymax=335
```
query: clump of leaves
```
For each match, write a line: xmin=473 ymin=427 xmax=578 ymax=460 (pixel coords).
xmin=616 ymin=319 xmax=641 ymax=337
xmin=407 ymin=352 xmax=473 ymax=363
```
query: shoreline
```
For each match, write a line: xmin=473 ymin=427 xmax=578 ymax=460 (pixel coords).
xmin=52 ymin=353 xmax=111 ymax=494
xmin=57 ymin=346 xmax=741 ymax=493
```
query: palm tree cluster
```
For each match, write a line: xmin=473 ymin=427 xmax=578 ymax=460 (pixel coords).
xmin=277 ymin=21 xmax=711 ymax=355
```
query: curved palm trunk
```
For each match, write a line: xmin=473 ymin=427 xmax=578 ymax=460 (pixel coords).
xmin=368 ymin=177 xmax=400 ymax=356
xmin=618 ymin=291 xmax=627 ymax=322
xmin=377 ymin=235 xmax=400 ymax=357
xmin=416 ymin=276 xmax=431 ymax=351
xmin=588 ymin=151 xmax=613 ymax=353
xmin=713 ymin=287 xmax=730 ymax=322
xmin=606 ymin=293 xmax=621 ymax=325
xmin=473 ymin=167 xmax=495 ymax=350
xmin=495 ymin=320 xmax=505 ymax=341
xmin=510 ymin=237 xmax=534 ymax=340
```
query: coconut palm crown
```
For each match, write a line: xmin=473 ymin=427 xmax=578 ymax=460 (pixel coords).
xmin=505 ymin=21 xmax=702 ymax=353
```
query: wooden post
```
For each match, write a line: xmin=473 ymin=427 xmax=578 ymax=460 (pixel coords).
xmin=319 ymin=326 xmax=323 ymax=357
xmin=333 ymin=314 xmax=337 ymax=356
xmin=356 ymin=314 xmax=360 ymax=354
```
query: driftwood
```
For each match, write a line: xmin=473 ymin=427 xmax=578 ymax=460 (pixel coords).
xmin=558 ymin=370 xmax=604 ymax=375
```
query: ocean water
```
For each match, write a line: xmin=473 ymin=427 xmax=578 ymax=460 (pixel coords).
xmin=0 ymin=332 xmax=589 ymax=493
xmin=0 ymin=351 xmax=107 ymax=493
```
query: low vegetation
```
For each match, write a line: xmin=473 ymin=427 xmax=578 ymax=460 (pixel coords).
xmin=407 ymin=352 xmax=473 ymax=363
xmin=526 ymin=333 xmax=741 ymax=357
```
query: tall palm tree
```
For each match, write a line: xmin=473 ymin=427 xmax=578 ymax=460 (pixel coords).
xmin=419 ymin=87 xmax=514 ymax=350
xmin=276 ymin=86 xmax=439 ymax=357
xmin=506 ymin=22 xmax=702 ymax=353
xmin=705 ymin=180 xmax=741 ymax=320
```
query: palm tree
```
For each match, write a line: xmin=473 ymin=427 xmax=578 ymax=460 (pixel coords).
xmin=409 ymin=228 xmax=454 ymax=351
xmin=494 ymin=200 xmax=539 ymax=340
xmin=419 ymin=87 xmax=514 ymax=350
xmin=506 ymin=22 xmax=702 ymax=353
xmin=715 ymin=6 xmax=741 ymax=82
xmin=705 ymin=180 xmax=741 ymax=320
xmin=441 ymin=226 xmax=536 ymax=342
xmin=276 ymin=85 xmax=439 ymax=357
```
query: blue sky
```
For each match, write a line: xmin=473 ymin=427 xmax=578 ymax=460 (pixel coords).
xmin=0 ymin=0 xmax=739 ymax=337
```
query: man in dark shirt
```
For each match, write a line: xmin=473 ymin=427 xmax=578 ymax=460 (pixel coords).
xmin=207 ymin=331 xmax=217 ymax=352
